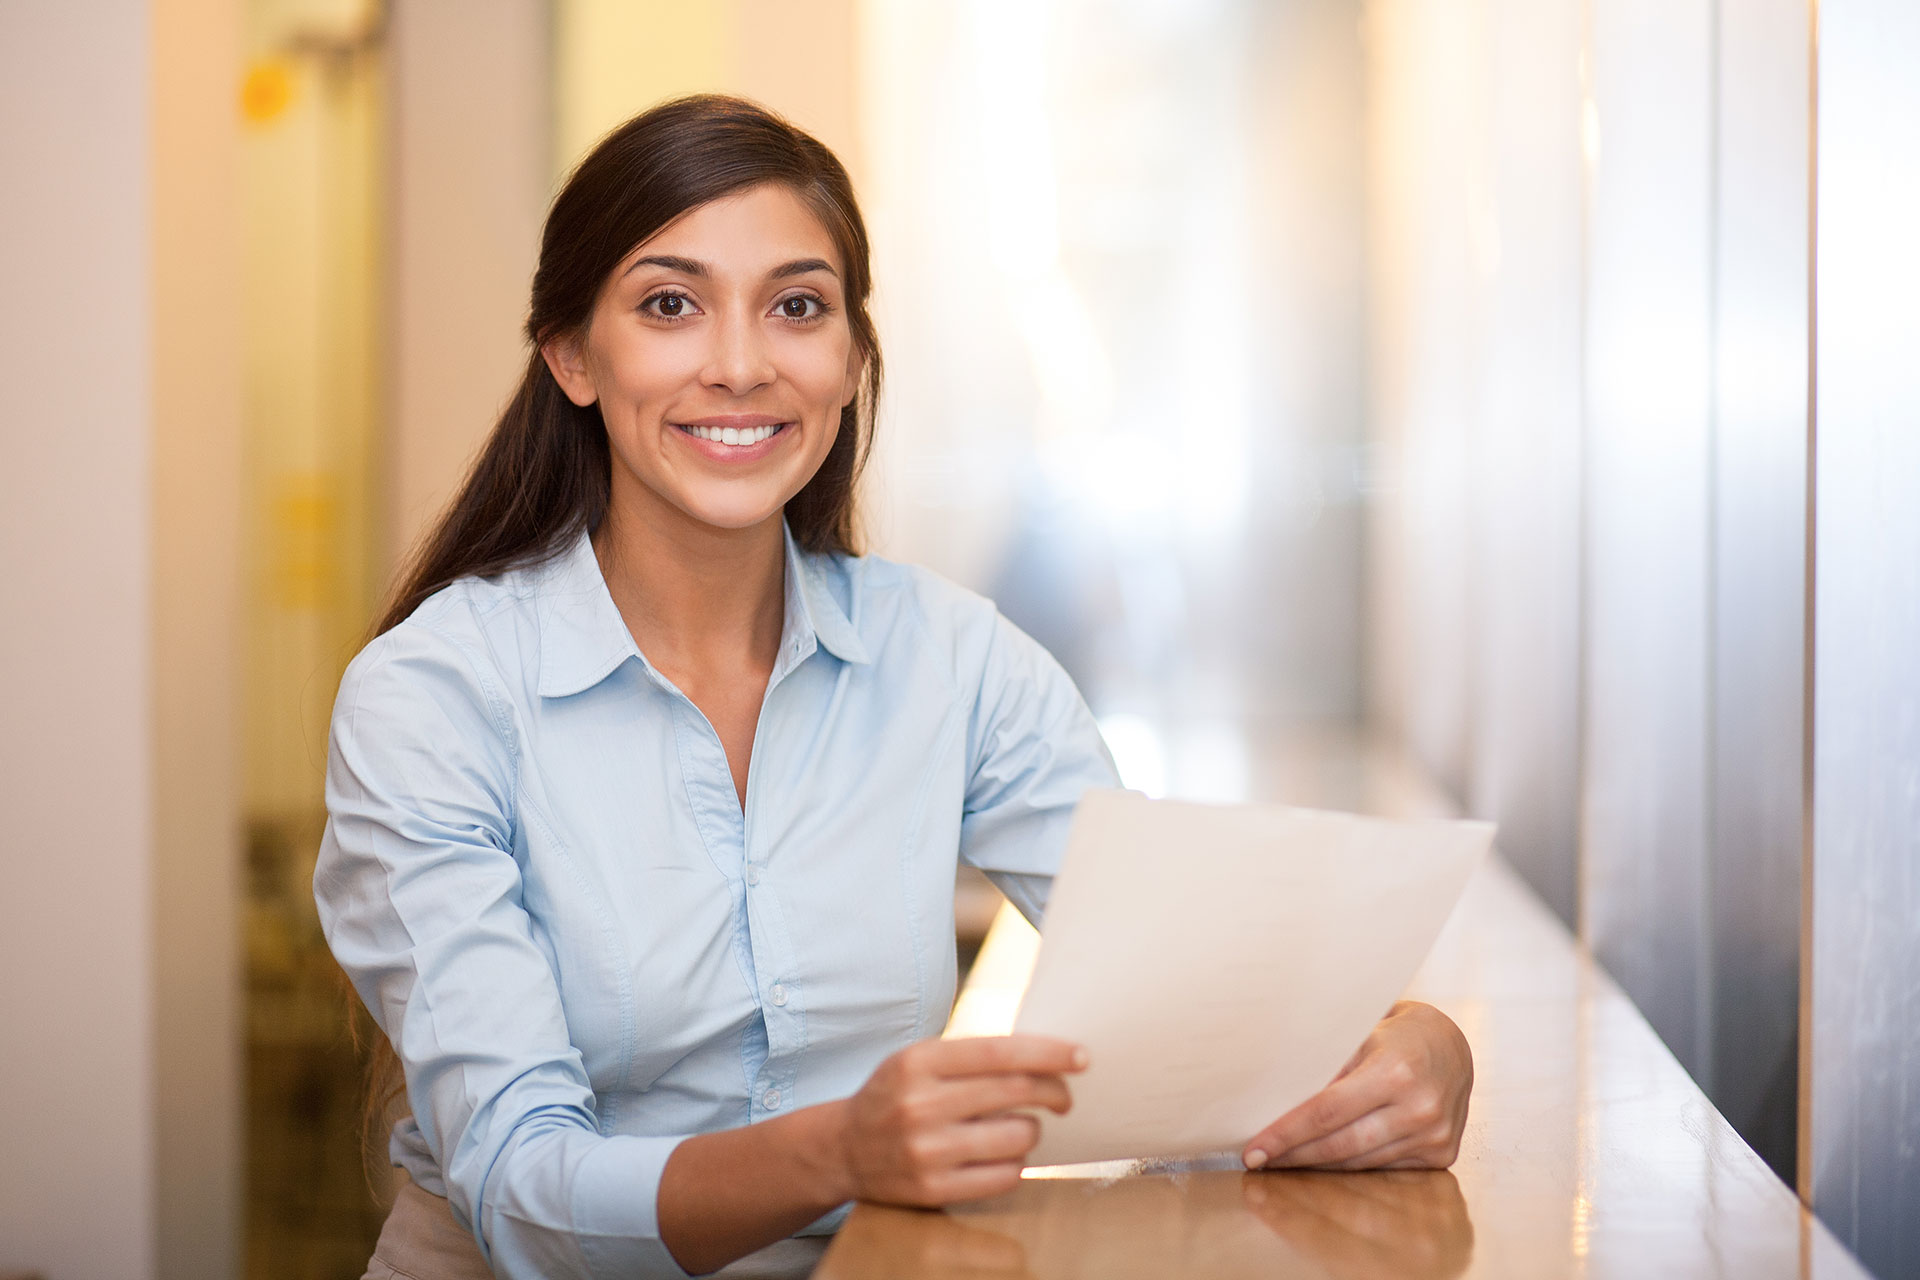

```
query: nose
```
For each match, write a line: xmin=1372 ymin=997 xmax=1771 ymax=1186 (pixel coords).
xmin=701 ymin=306 xmax=776 ymax=396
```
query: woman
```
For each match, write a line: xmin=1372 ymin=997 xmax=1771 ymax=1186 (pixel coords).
xmin=316 ymin=95 xmax=1472 ymax=1280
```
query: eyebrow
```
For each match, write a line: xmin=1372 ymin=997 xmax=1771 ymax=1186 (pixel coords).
xmin=770 ymin=257 xmax=838 ymax=280
xmin=623 ymin=254 xmax=838 ymax=281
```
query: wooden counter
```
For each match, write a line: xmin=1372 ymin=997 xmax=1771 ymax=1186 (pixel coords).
xmin=813 ymin=734 xmax=1872 ymax=1280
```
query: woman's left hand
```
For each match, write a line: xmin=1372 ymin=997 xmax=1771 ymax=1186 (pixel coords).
xmin=1241 ymin=1000 xmax=1472 ymax=1171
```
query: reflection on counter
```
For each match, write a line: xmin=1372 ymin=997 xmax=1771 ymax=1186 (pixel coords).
xmin=818 ymin=1163 xmax=1473 ymax=1280
xmin=1241 ymin=1170 xmax=1474 ymax=1280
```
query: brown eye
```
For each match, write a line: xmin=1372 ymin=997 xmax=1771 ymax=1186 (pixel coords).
xmin=778 ymin=294 xmax=826 ymax=320
xmin=643 ymin=290 xmax=696 ymax=320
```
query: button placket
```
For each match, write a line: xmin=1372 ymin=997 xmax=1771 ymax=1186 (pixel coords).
xmin=743 ymin=858 xmax=797 ymax=1089
xmin=741 ymin=831 xmax=804 ymax=1129
xmin=741 ymin=623 xmax=818 ymax=1128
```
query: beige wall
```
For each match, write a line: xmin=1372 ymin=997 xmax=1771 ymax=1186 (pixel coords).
xmin=387 ymin=0 xmax=552 ymax=570
xmin=0 ymin=2 xmax=157 ymax=1277
xmin=0 ymin=3 xmax=243 ymax=1277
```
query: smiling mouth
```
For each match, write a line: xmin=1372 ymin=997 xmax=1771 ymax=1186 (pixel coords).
xmin=677 ymin=422 xmax=790 ymax=446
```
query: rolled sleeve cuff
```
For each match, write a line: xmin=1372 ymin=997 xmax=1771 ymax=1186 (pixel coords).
xmin=571 ymin=1133 xmax=693 ymax=1280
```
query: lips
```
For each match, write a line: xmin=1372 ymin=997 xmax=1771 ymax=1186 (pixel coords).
xmin=672 ymin=418 xmax=793 ymax=461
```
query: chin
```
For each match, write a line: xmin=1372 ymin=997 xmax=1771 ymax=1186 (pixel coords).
xmin=674 ymin=490 xmax=793 ymax=534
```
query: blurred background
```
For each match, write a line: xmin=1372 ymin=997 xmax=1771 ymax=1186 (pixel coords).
xmin=3 ymin=0 xmax=1917 ymax=1277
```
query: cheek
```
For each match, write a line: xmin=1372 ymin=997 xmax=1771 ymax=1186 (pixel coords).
xmin=603 ymin=348 xmax=691 ymax=407
xmin=784 ymin=335 xmax=858 ymax=409
xmin=586 ymin=319 xmax=694 ymax=397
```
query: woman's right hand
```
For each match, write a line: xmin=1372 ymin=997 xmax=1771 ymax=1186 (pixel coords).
xmin=838 ymin=1035 xmax=1087 ymax=1206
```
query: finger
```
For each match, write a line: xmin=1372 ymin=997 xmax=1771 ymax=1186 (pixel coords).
xmin=1331 ymin=1037 xmax=1372 ymax=1080
xmin=1265 ymin=1103 xmax=1408 ymax=1169
xmin=918 ymin=1114 xmax=1042 ymax=1167
xmin=1292 ymin=1071 xmax=1463 ymax=1170
xmin=1318 ymin=1132 xmax=1458 ymax=1172
xmin=1243 ymin=1063 xmax=1400 ymax=1167
xmin=924 ymin=1035 xmax=1089 ymax=1078
xmin=931 ymin=1072 xmax=1074 ymax=1121
xmin=1318 ymin=1140 xmax=1428 ymax=1171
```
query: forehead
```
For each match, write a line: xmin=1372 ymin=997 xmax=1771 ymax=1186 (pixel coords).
xmin=617 ymin=183 xmax=842 ymax=278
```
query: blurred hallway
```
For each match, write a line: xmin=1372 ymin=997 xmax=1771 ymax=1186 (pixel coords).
xmin=4 ymin=2 xmax=1919 ymax=1278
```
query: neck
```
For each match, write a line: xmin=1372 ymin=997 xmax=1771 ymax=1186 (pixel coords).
xmin=593 ymin=487 xmax=787 ymax=678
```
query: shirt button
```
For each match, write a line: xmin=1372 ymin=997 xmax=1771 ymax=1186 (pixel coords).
xmin=769 ymin=984 xmax=788 ymax=1007
xmin=745 ymin=865 xmax=763 ymax=887
xmin=762 ymin=1087 xmax=782 ymax=1111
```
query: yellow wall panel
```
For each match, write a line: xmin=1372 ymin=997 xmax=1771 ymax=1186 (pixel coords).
xmin=554 ymin=0 xmax=861 ymax=184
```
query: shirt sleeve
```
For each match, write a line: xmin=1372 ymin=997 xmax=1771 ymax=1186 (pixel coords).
xmin=313 ymin=621 xmax=692 ymax=1280
xmin=959 ymin=609 xmax=1122 ymax=925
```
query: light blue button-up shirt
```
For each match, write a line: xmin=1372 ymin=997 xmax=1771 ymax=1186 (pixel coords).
xmin=314 ymin=524 xmax=1118 ymax=1279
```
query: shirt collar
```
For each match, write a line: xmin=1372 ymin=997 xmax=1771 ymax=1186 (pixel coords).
xmin=536 ymin=522 xmax=869 ymax=700
xmin=534 ymin=530 xmax=642 ymax=698
xmin=784 ymin=524 xmax=871 ymax=669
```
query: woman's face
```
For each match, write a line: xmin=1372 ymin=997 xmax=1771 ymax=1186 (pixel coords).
xmin=543 ymin=182 xmax=863 ymax=540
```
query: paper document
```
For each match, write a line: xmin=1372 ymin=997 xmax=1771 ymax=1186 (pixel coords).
xmin=1012 ymin=789 xmax=1493 ymax=1167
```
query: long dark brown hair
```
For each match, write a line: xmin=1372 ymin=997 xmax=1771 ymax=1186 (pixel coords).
xmin=356 ymin=93 xmax=884 ymax=1172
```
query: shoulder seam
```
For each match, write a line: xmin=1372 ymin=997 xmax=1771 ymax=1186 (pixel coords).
xmin=359 ymin=606 xmax=525 ymax=791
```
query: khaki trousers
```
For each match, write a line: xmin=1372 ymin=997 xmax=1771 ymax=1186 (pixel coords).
xmin=362 ymin=1179 xmax=496 ymax=1280
xmin=360 ymin=1176 xmax=831 ymax=1278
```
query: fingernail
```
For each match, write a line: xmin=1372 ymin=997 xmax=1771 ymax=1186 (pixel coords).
xmin=1071 ymin=1047 xmax=1090 ymax=1070
xmin=1245 ymin=1148 xmax=1268 ymax=1170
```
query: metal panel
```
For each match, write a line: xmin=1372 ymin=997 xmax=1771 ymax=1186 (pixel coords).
xmin=1236 ymin=0 xmax=1368 ymax=727
xmin=1360 ymin=0 xmax=1482 ymax=798
xmin=1809 ymin=1 xmax=1920 ymax=1272
xmin=1579 ymin=0 xmax=1717 ymax=1079
xmin=1466 ymin=0 xmax=1586 ymax=928
xmin=1707 ymin=0 xmax=1809 ymax=1185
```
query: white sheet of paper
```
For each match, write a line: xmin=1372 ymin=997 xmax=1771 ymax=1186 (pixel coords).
xmin=1012 ymin=789 xmax=1494 ymax=1167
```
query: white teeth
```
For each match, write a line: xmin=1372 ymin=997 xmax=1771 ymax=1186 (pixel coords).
xmin=686 ymin=423 xmax=783 ymax=445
